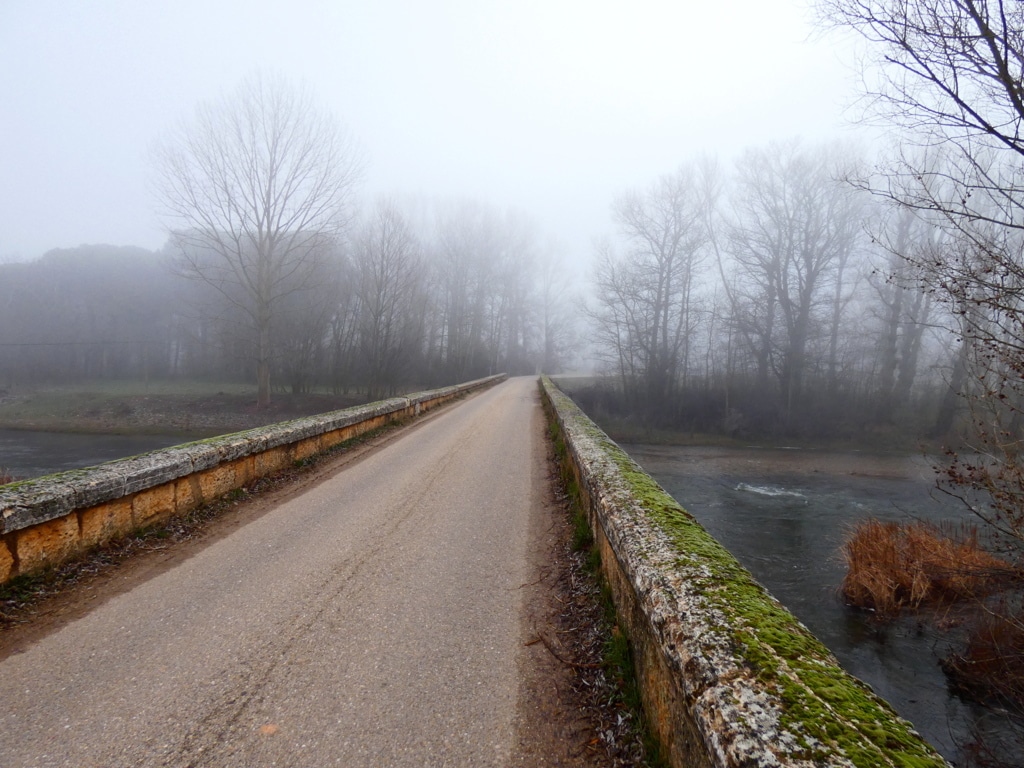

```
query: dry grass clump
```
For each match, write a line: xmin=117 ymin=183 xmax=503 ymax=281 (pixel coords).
xmin=0 ymin=468 xmax=15 ymax=485
xmin=942 ymin=602 xmax=1024 ymax=710
xmin=840 ymin=519 xmax=1018 ymax=616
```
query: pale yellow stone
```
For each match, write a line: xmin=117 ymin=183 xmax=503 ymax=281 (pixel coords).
xmin=321 ymin=430 xmax=345 ymax=450
xmin=0 ymin=539 xmax=14 ymax=582
xmin=293 ymin=437 xmax=321 ymax=462
xmin=198 ymin=464 xmax=236 ymax=499
xmin=254 ymin=448 xmax=289 ymax=477
xmin=174 ymin=475 xmax=202 ymax=512
xmin=233 ymin=456 xmax=255 ymax=486
xmin=16 ymin=515 xmax=80 ymax=573
xmin=79 ymin=498 xmax=133 ymax=547
xmin=132 ymin=483 xmax=176 ymax=527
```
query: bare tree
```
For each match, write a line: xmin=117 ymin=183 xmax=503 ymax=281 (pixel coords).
xmin=820 ymin=0 xmax=1024 ymax=506
xmin=821 ymin=4 xmax=1024 ymax=735
xmin=152 ymin=73 xmax=362 ymax=407
xmin=867 ymin=206 xmax=937 ymax=423
xmin=591 ymin=164 xmax=710 ymax=415
xmin=535 ymin=253 xmax=578 ymax=374
xmin=352 ymin=200 xmax=425 ymax=399
xmin=721 ymin=141 xmax=865 ymax=428
xmin=819 ymin=0 xmax=1024 ymax=242
xmin=431 ymin=202 xmax=502 ymax=381
xmin=589 ymin=238 xmax=646 ymax=399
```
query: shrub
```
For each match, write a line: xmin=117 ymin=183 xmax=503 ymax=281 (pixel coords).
xmin=942 ymin=600 xmax=1024 ymax=710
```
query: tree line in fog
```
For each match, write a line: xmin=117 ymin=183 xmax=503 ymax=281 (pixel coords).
xmin=587 ymin=0 xmax=1024 ymax=460
xmin=0 ymin=200 xmax=576 ymax=400
xmin=583 ymin=140 xmax=953 ymax=440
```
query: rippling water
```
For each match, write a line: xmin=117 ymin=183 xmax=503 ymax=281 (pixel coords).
xmin=621 ymin=443 xmax=1017 ymax=765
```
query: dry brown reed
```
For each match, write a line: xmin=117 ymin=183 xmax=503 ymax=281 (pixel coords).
xmin=840 ymin=518 xmax=1019 ymax=616
xmin=942 ymin=600 xmax=1024 ymax=710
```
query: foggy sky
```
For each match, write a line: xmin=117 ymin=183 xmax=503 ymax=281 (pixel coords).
xmin=0 ymin=0 xmax=860 ymax=271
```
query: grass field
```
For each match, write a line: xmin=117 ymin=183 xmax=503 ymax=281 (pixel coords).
xmin=0 ymin=380 xmax=367 ymax=435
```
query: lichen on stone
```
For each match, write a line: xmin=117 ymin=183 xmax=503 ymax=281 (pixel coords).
xmin=540 ymin=376 xmax=948 ymax=768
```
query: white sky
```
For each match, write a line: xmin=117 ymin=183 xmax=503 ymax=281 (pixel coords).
xmin=0 ymin=0 xmax=863 ymax=270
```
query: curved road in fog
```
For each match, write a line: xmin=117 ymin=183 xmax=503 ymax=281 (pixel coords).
xmin=0 ymin=376 xmax=547 ymax=767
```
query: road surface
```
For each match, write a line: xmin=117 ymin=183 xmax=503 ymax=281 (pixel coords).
xmin=0 ymin=376 xmax=554 ymax=767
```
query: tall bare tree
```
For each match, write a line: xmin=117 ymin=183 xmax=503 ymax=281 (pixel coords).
xmin=820 ymin=0 xmax=1024 ymax=521
xmin=352 ymin=200 xmax=425 ymax=399
xmin=820 ymin=3 xmax=1024 ymax=733
xmin=431 ymin=203 xmax=501 ymax=380
xmin=535 ymin=254 xmax=578 ymax=374
xmin=721 ymin=141 xmax=865 ymax=428
xmin=591 ymin=164 xmax=710 ymax=415
xmin=152 ymin=73 xmax=362 ymax=406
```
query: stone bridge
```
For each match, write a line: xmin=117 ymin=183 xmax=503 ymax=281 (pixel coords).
xmin=0 ymin=375 xmax=948 ymax=767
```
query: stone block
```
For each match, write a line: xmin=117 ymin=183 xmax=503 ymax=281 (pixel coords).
xmin=320 ymin=430 xmax=342 ymax=450
xmin=185 ymin=443 xmax=222 ymax=473
xmin=78 ymin=498 xmax=134 ymax=547
xmin=132 ymin=483 xmax=176 ymax=528
xmin=197 ymin=464 xmax=236 ymax=500
xmin=0 ymin=540 xmax=13 ymax=582
xmin=1 ymin=479 xmax=78 ymax=534
xmin=174 ymin=475 xmax=202 ymax=512
xmin=214 ymin=436 xmax=253 ymax=463
xmin=230 ymin=456 xmax=254 ymax=486
xmin=293 ymin=436 xmax=321 ymax=462
xmin=73 ymin=468 xmax=128 ymax=509
xmin=254 ymin=447 xmax=289 ymax=476
xmin=16 ymin=515 xmax=80 ymax=573
xmin=120 ymin=452 xmax=193 ymax=496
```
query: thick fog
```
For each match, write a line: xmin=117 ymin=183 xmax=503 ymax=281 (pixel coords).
xmin=0 ymin=0 xmax=856 ymax=268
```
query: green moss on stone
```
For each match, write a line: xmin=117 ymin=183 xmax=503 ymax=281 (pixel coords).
xmin=540 ymin=378 xmax=948 ymax=768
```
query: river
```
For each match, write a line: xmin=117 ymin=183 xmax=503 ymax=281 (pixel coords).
xmin=0 ymin=429 xmax=190 ymax=482
xmin=621 ymin=443 xmax=1018 ymax=766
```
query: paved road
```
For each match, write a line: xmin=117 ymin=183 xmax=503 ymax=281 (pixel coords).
xmin=0 ymin=376 xmax=549 ymax=767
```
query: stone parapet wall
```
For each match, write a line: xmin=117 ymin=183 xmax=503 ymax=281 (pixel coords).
xmin=540 ymin=377 xmax=948 ymax=768
xmin=0 ymin=375 xmax=506 ymax=584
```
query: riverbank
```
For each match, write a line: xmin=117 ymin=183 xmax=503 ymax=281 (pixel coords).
xmin=0 ymin=382 xmax=368 ymax=437
xmin=587 ymin=413 xmax=941 ymax=454
xmin=550 ymin=378 xmax=941 ymax=454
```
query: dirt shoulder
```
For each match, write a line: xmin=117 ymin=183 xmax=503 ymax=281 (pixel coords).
xmin=515 ymin=442 xmax=650 ymax=767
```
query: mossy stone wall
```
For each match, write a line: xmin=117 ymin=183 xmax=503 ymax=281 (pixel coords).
xmin=541 ymin=377 xmax=948 ymax=768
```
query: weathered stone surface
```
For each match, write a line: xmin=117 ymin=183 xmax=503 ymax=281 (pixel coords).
xmin=0 ymin=480 xmax=78 ymax=534
xmin=174 ymin=476 xmax=202 ymax=513
xmin=16 ymin=515 xmax=80 ymax=573
xmin=120 ymin=451 xmax=195 ymax=496
xmin=540 ymin=377 xmax=949 ymax=768
xmin=183 ymin=442 xmax=225 ymax=473
xmin=197 ymin=464 xmax=237 ymax=501
xmin=72 ymin=468 xmax=131 ymax=509
xmin=132 ymin=483 xmax=176 ymax=527
xmin=254 ymin=447 xmax=290 ymax=477
xmin=79 ymin=498 xmax=134 ymax=547
xmin=213 ymin=435 xmax=257 ymax=463
xmin=292 ymin=436 xmax=321 ymax=462
xmin=0 ymin=539 xmax=13 ymax=582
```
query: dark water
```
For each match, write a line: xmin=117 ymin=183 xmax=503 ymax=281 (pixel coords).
xmin=0 ymin=429 xmax=189 ymax=481
xmin=621 ymin=443 xmax=1017 ymax=766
